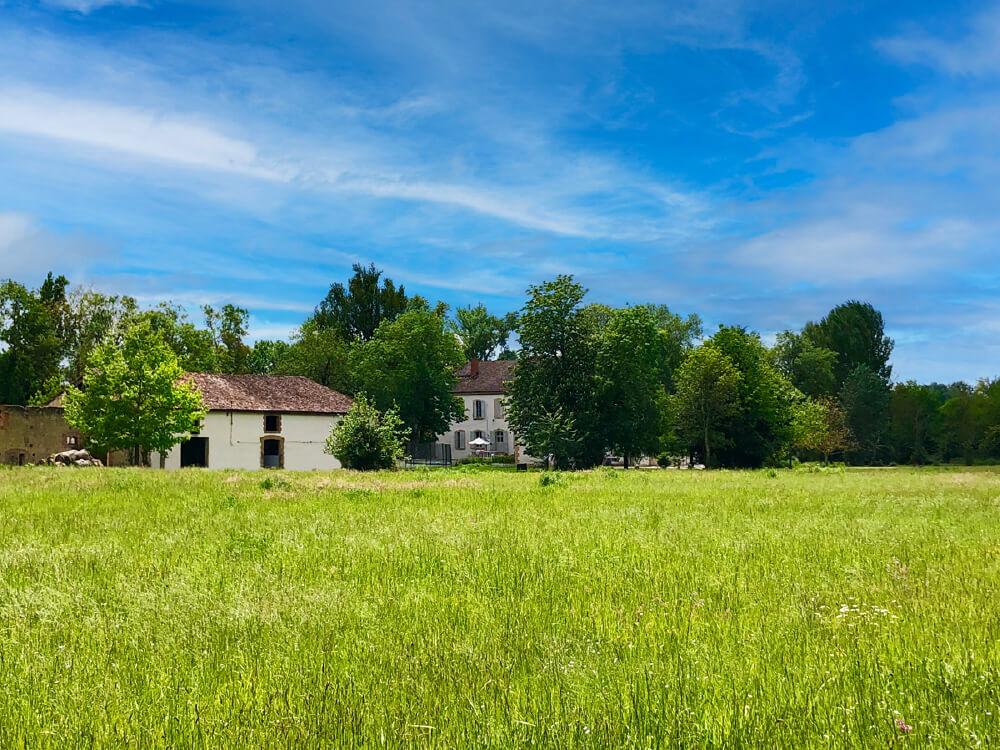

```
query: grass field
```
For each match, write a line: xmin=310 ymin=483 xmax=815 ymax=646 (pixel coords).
xmin=1 ymin=466 xmax=999 ymax=748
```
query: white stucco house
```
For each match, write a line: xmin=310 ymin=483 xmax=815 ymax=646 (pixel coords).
xmin=152 ymin=374 xmax=352 ymax=471
xmin=440 ymin=359 xmax=535 ymax=463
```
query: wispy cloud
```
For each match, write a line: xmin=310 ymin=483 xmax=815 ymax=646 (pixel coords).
xmin=878 ymin=5 xmax=1000 ymax=77
xmin=41 ymin=0 xmax=141 ymax=14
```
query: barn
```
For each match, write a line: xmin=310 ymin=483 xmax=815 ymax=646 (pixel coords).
xmin=152 ymin=374 xmax=352 ymax=471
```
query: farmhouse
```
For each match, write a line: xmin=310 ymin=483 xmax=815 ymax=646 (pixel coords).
xmin=152 ymin=374 xmax=352 ymax=471
xmin=440 ymin=359 xmax=526 ymax=462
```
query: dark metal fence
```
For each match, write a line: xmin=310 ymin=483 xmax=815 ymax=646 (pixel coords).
xmin=405 ymin=442 xmax=452 ymax=467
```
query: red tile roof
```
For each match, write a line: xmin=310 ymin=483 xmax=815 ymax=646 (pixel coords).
xmin=184 ymin=374 xmax=352 ymax=414
xmin=453 ymin=359 xmax=516 ymax=394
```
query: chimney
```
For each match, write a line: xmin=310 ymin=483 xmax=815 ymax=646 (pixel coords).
xmin=469 ymin=358 xmax=480 ymax=377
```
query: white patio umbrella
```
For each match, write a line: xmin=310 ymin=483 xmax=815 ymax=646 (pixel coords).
xmin=469 ymin=437 xmax=491 ymax=447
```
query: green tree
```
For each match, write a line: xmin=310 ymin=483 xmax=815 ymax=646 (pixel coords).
xmin=839 ymin=364 xmax=891 ymax=464
xmin=203 ymin=304 xmax=250 ymax=374
xmin=890 ymin=382 xmax=942 ymax=464
xmin=671 ymin=344 xmax=742 ymax=468
xmin=324 ymin=393 xmax=406 ymax=470
xmin=772 ymin=330 xmax=837 ymax=398
xmin=449 ymin=304 xmax=518 ymax=361
xmin=0 ymin=273 xmax=71 ymax=405
xmin=595 ymin=305 xmax=668 ymax=467
xmin=791 ymin=396 xmax=854 ymax=464
xmin=63 ymin=320 xmax=205 ymax=465
xmin=246 ymin=339 xmax=292 ymax=375
xmin=506 ymin=276 xmax=604 ymax=468
xmin=313 ymin=263 xmax=408 ymax=342
xmin=647 ymin=304 xmax=703 ymax=389
xmin=133 ymin=303 xmax=218 ymax=373
xmin=276 ymin=320 xmax=353 ymax=392
xmin=938 ymin=383 xmax=979 ymax=464
xmin=64 ymin=289 xmax=138 ymax=386
xmin=353 ymin=303 xmax=465 ymax=442
xmin=805 ymin=301 xmax=894 ymax=390
xmin=711 ymin=326 xmax=799 ymax=468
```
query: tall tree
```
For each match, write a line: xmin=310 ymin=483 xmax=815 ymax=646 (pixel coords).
xmin=203 ymin=304 xmax=251 ymax=374
xmin=839 ymin=364 xmax=891 ymax=464
xmin=63 ymin=320 xmax=205 ymax=465
xmin=671 ymin=344 xmax=742 ymax=468
xmin=647 ymin=304 xmax=703 ymax=389
xmin=134 ymin=303 xmax=217 ymax=373
xmin=772 ymin=330 xmax=837 ymax=398
xmin=275 ymin=320 xmax=353 ymax=393
xmin=352 ymin=302 xmax=465 ymax=442
xmin=506 ymin=276 xmax=604 ymax=468
xmin=711 ymin=326 xmax=799 ymax=468
xmin=805 ymin=301 xmax=894 ymax=389
xmin=890 ymin=382 xmax=942 ymax=464
xmin=246 ymin=339 xmax=292 ymax=375
xmin=64 ymin=289 xmax=138 ymax=386
xmin=0 ymin=273 xmax=71 ymax=405
xmin=595 ymin=305 xmax=668 ymax=467
xmin=313 ymin=263 xmax=408 ymax=342
xmin=449 ymin=304 xmax=518 ymax=361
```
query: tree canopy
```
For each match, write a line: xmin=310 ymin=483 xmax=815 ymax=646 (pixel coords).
xmin=312 ymin=263 xmax=409 ymax=342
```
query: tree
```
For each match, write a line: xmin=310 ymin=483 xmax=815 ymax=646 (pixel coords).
xmin=64 ymin=289 xmax=138 ymax=387
xmin=324 ymin=393 xmax=406 ymax=470
xmin=203 ymin=304 xmax=250 ymax=374
xmin=710 ymin=326 xmax=799 ymax=468
xmin=521 ymin=408 xmax=582 ymax=470
xmin=594 ymin=305 xmax=668 ymax=467
xmin=0 ymin=273 xmax=71 ymax=405
xmin=890 ymin=382 xmax=942 ymax=464
xmin=772 ymin=330 xmax=837 ymax=398
xmin=352 ymin=303 xmax=465 ymax=442
xmin=506 ymin=276 xmax=604 ymax=468
xmin=791 ymin=396 xmax=854 ymax=463
xmin=133 ymin=303 xmax=217 ymax=373
xmin=63 ymin=320 xmax=205 ymax=465
xmin=839 ymin=364 xmax=891 ymax=464
xmin=449 ymin=304 xmax=518 ymax=361
xmin=246 ymin=339 xmax=292 ymax=375
xmin=313 ymin=263 xmax=408 ymax=341
xmin=671 ymin=344 xmax=741 ymax=468
xmin=276 ymin=320 xmax=353 ymax=392
xmin=647 ymin=304 xmax=703 ymax=389
xmin=805 ymin=301 xmax=894 ymax=390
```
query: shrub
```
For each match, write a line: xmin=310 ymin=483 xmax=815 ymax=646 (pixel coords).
xmin=324 ymin=393 xmax=406 ymax=471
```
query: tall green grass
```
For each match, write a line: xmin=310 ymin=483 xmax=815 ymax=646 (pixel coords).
xmin=1 ymin=466 xmax=998 ymax=747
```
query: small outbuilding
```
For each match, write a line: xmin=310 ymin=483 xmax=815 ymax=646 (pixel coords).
xmin=152 ymin=374 xmax=352 ymax=471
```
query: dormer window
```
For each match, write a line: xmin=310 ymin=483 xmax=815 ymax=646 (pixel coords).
xmin=264 ymin=414 xmax=281 ymax=433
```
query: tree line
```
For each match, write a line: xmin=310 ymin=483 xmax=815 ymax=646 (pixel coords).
xmin=2 ymin=267 xmax=999 ymax=468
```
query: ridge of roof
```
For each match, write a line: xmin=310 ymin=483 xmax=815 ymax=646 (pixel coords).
xmin=183 ymin=373 xmax=352 ymax=414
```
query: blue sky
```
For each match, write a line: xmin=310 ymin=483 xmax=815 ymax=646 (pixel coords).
xmin=0 ymin=0 xmax=998 ymax=383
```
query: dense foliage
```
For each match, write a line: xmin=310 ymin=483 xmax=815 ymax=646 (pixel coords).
xmin=3 ymin=265 xmax=999 ymax=468
xmin=63 ymin=320 xmax=205 ymax=464
xmin=324 ymin=393 xmax=406 ymax=470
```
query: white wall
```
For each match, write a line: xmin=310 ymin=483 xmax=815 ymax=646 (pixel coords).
xmin=439 ymin=393 xmax=539 ymax=463
xmin=153 ymin=411 xmax=343 ymax=471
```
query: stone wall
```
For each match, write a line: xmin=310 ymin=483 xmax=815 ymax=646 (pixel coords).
xmin=0 ymin=406 xmax=83 ymax=466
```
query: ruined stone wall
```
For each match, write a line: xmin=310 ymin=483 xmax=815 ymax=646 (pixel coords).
xmin=0 ymin=406 xmax=83 ymax=466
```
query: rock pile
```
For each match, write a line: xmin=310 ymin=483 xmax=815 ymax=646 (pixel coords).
xmin=44 ymin=449 xmax=103 ymax=467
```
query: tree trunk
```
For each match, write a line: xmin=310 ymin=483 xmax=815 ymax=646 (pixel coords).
xmin=624 ymin=455 xmax=630 ymax=470
xmin=704 ymin=425 xmax=710 ymax=469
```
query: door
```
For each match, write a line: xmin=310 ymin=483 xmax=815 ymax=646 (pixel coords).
xmin=180 ymin=437 xmax=209 ymax=468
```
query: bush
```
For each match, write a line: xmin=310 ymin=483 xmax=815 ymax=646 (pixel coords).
xmin=324 ymin=393 xmax=406 ymax=471
xmin=456 ymin=455 xmax=515 ymax=466
xmin=657 ymin=453 xmax=672 ymax=468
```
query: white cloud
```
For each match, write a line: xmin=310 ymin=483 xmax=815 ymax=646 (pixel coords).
xmin=878 ymin=5 xmax=1000 ymax=77
xmin=41 ymin=0 xmax=141 ymax=14
xmin=0 ymin=211 xmax=109 ymax=281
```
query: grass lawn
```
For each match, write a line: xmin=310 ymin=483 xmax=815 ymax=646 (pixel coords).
xmin=1 ymin=465 xmax=999 ymax=748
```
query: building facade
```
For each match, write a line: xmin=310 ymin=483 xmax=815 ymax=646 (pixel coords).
xmin=0 ymin=405 xmax=83 ymax=465
xmin=152 ymin=374 xmax=352 ymax=471
xmin=439 ymin=359 xmax=536 ymax=463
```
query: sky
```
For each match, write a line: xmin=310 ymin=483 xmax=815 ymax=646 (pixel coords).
xmin=0 ymin=0 xmax=998 ymax=383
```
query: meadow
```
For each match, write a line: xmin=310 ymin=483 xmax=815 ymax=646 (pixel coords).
xmin=1 ymin=466 xmax=998 ymax=748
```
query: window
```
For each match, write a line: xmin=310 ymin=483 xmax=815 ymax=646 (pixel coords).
xmin=473 ymin=399 xmax=485 ymax=419
xmin=454 ymin=430 xmax=466 ymax=450
xmin=494 ymin=399 xmax=505 ymax=418
xmin=472 ymin=430 xmax=486 ymax=441
xmin=264 ymin=414 xmax=281 ymax=433
xmin=494 ymin=429 xmax=506 ymax=445
xmin=65 ymin=435 xmax=79 ymax=447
